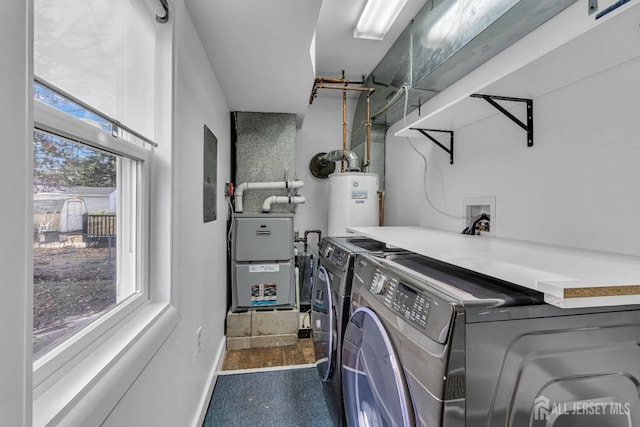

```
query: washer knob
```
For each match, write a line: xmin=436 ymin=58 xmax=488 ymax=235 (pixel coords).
xmin=371 ymin=272 xmax=387 ymax=295
xmin=324 ymin=246 xmax=333 ymax=258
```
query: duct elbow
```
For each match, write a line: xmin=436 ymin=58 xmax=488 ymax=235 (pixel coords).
xmin=344 ymin=151 xmax=360 ymax=171
xmin=261 ymin=195 xmax=306 ymax=213
xmin=234 ymin=194 xmax=243 ymax=213
xmin=235 ymin=182 xmax=249 ymax=196
xmin=234 ymin=180 xmax=304 ymax=213
xmin=320 ymin=150 xmax=360 ymax=171
xmin=234 ymin=182 xmax=249 ymax=213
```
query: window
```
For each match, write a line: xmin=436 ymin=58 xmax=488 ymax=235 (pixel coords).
xmin=32 ymin=85 xmax=150 ymax=363
xmin=34 ymin=0 xmax=158 ymax=138
xmin=31 ymin=2 xmax=172 ymax=413
xmin=33 ymin=103 xmax=146 ymax=359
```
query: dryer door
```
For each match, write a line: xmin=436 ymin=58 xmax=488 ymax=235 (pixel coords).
xmin=342 ymin=307 xmax=414 ymax=427
xmin=311 ymin=264 xmax=335 ymax=381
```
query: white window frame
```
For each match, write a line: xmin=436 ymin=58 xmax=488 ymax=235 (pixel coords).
xmin=30 ymin=2 xmax=177 ymax=424
xmin=32 ymin=99 xmax=150 ymax=380
xmin=32 ymin=99 xmax=179 ymax=427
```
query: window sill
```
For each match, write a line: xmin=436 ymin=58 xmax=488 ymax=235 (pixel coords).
xmin=33 ymin=301 xmax=180 ymax=427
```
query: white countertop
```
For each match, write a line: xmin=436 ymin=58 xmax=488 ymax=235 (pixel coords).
xmin=347 ymin=226 xmax=640 ymax=308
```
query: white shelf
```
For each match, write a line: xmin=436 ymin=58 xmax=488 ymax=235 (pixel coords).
xmin=348 ymin=226 xmax=640 ymax=308
xmin=396 ymin=1 xmax=640 ymax=137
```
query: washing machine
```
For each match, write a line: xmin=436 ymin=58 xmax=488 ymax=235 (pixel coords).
xmin=311 ymin=236 xmax=406 ymax=427
xmin=342 ymin=252 xmax=640 ymax=426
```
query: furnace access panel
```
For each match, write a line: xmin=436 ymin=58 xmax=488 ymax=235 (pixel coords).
xmin=231 ymin=214 xmax=295 ymax=311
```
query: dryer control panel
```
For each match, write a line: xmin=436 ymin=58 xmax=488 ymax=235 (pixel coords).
xmin=393 ymin=282 xmax=432 ymax=330
xmin=370 ymin=270 xmax=431 ymax=330
xmin=355 ymin=254 xmax=454 ymax=344
xmin=321 ymin=243 xmax=349 ymax=270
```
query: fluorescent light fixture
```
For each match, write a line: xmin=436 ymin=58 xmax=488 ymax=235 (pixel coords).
xmin=354 ymin=0 xmax=409 ymax=40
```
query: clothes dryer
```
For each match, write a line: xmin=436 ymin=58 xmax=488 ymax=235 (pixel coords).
xmin=342 ymin=252 xmax=640 ymax=426
xmin=311 ymin=237 xmax=406 ymax=427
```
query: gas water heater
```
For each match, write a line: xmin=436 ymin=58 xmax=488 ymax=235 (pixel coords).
xmin=327 ymin=172 xmax=379 ymax=237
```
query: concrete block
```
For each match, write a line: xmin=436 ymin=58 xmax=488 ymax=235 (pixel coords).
xmin=251 ymin=309 xmax=299 ymax=336
xmin=226 ymin=336 xmax=251 ymax=350
xmin=226 ymin=310 xmax=251 ymax=337
xmin=251 ymin=333 xmax=297 ymax=348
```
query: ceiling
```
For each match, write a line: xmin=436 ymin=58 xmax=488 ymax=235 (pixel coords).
xmin=185 ymin=0 xmax=429 ymax=126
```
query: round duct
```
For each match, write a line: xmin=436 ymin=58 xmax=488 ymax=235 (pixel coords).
xmin=309 ymin=152 xmax=336 ymax=179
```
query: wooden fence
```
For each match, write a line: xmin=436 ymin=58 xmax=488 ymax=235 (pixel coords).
xmin=83 ymin=213 xmax=116 ymax=246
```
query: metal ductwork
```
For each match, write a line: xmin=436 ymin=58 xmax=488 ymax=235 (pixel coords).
xmin=350 ymin=0 xmax=578 ymax=148
xmin=309 ymin=150 xmax=360 ymax=179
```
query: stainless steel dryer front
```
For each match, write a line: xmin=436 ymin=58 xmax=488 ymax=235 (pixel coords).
xmin=342 ymin=252 xmax=640 ymax=426
xmin=311 ymin=237 xmax=406 ymax=427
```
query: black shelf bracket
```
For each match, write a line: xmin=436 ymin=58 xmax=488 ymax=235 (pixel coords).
xmin=470 ymin=94 xmax=534 ymax=147
xmin=410 ymin=128 xmax=454 ymax=164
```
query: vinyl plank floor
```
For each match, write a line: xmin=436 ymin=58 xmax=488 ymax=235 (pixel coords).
xmin=221 ymin=337 xmax=314 ymax=371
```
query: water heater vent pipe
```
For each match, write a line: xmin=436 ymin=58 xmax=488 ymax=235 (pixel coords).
xmin=234 ymin=180 xmax=304 ymax=213
xmin=321 ymin=150 xmax=360 ymax=171
xmin=309 ymin=71 xmax=374 ymax=172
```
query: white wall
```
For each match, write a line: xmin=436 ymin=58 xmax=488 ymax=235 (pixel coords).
xmin=1 ymin=3 xmax=352 ymax=425
xmin=0 ymin=1 xmax=32 ymax=425
xmin=295 ymin=96 xmax=358 ymax=240
xmin=101 ymin=2 xmax=230 ymax=426
xmin=385 ymin=3 xmax=640 ymax=257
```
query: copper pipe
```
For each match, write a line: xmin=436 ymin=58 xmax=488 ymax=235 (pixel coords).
xmin=313 ymin=84 xmax=375 ymax=92
xmin=309 ymin=72 xmax=368 ymax=105
xmin=309 ymin=74 xmax=376 ymax=175
xmin=309 ymin=85 xmax=371 ymax=104
xmin=342 ymin=89 xmax=347 ymax=173
xmin=362 ymin=93 xmax=372 ymax=171
xmin=314 ymin=77 xmax=365 ymax=85
xmin=377 ymin=190 xmax=385 ymax=226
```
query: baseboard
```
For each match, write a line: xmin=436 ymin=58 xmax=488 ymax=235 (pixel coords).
xmin=217 ymin=363 xmax=316 ymax=376
xmin=192 ymin=336 xmax=226 ymax=427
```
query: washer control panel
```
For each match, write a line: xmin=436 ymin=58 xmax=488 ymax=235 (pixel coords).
xmin=370 ymin=269 xmax=431 ymax=330
xmin=370 ymin=271 xmax=389 ymax=295
xmin=392 ymin=282 xmax=432 ymax=330
xmin=322 ymin=243 xmax=348 ymax=269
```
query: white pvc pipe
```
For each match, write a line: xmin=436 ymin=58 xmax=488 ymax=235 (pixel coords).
xmin=261 ymin=195 xmax=306 ymax=213
xmin=234 ymin=180 xmax=304 ymax=213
